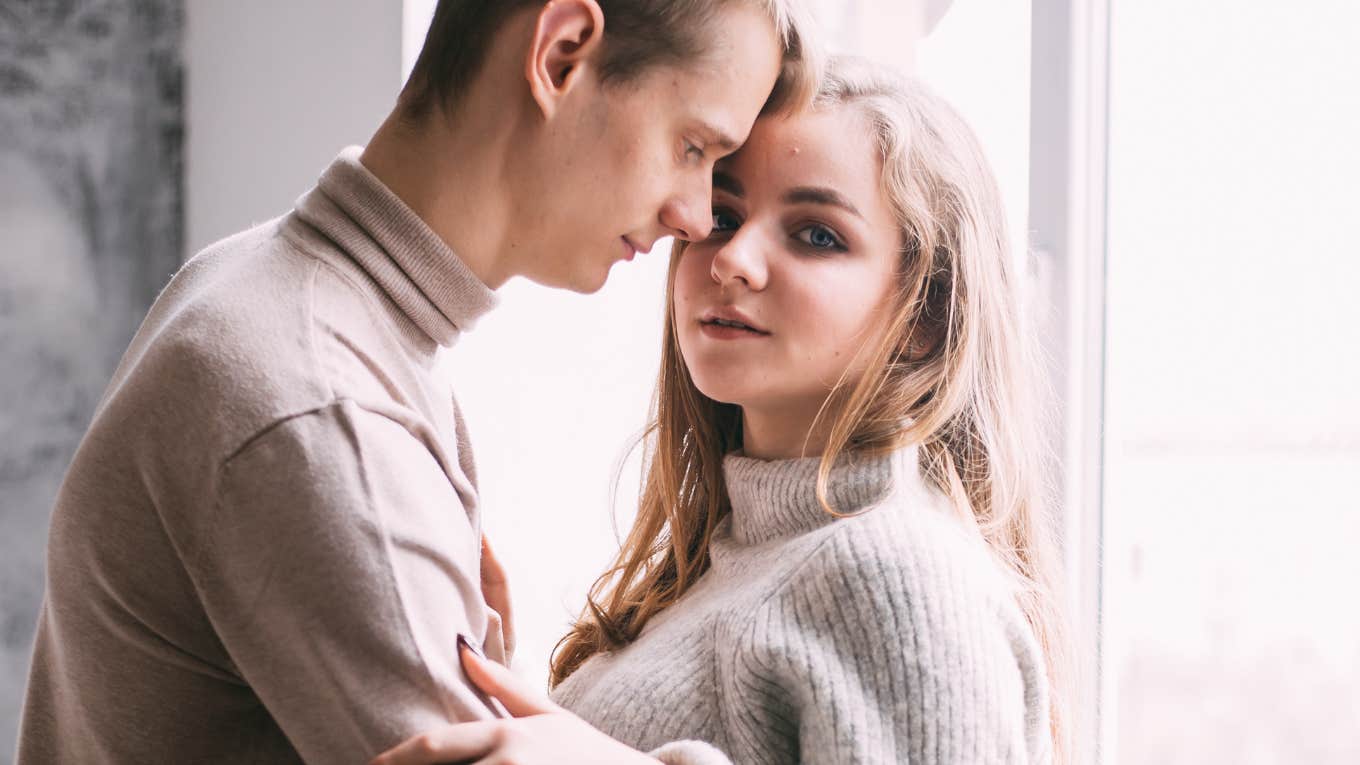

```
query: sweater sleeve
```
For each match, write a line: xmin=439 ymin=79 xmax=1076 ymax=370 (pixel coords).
xmin=733 ymin=523 xmax=1050 ymax=764
xmin=188 ymin=399 xmax=501 ymax=764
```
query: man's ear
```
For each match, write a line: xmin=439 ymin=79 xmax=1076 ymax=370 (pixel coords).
xmin=525 ymin=0 xmax=605 ymax=120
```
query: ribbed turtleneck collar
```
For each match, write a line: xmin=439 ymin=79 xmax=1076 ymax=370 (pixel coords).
xmin=292 ymin=146 xmax=497 ymax=347
xmin=723 ymin=446 xmax=922 ymax=546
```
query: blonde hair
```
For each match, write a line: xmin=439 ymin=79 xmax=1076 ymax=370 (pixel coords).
xmin=551 ymin=56 xmax=1071 ymax=762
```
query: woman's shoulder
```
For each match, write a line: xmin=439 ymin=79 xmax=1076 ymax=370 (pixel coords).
xmin=771 ymin=481 xmax=1025 ymax=630
xmin=737 ymin=482 xmax=1053 ymax=765
xmin=853 ymin=478 xmax=1006 ymax=572
xmin=746 ymin=486 xmax=1043 ymax=690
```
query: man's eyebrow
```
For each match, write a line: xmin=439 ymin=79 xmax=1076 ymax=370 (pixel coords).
xmin=698 ymin=121 xmax=741 ymax=153
xmin=713 ymin=170 xmax=745 ymax=198
xmin=783 ymin=186 xmax=864 ymax=219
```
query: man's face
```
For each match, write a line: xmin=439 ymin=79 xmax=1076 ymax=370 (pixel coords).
xmin=514 ymin=3 xmax=783 ymax=293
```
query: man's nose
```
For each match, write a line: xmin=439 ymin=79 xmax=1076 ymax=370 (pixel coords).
xmin=660 ymin=178 xmax=714 ymax=242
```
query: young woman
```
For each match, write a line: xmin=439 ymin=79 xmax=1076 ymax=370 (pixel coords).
xmin=374 ymin=56 xmax=1070 ymax=765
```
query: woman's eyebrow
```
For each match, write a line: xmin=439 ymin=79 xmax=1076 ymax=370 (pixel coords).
xmin=783 ymin=186 xmax=863 ymax=219
xmin=713 ymin=170 xmax=745 ymax=198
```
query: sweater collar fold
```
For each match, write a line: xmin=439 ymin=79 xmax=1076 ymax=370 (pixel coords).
xmin=722 ymin=445 xmax=922 ymax=545
xmin=292 ymin=146 xmax=497 ymax=346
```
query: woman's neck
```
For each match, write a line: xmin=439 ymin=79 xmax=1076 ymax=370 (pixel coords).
xmin=740 ymin=403 xmax=838 ymax=461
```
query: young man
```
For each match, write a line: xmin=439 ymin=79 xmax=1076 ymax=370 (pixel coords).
xmin=16 ymin=1 xmax=817 ymax=762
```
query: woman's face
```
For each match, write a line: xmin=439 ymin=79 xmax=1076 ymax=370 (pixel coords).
xmin=673 ymin=105 xmax=904 ymax=436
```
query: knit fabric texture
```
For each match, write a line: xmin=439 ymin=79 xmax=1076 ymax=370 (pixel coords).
xmin=553 ymin=446 xmax=1053 ymax=764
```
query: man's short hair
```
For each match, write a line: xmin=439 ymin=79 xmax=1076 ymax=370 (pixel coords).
xmin=399 ymin=0 xmax=819 ymax=121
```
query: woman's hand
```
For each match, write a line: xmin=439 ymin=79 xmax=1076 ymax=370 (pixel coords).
xmin=479 ymin=535 xmax=515 ymax=662
xmin=369 ymin=643 xmax=660 ymax=765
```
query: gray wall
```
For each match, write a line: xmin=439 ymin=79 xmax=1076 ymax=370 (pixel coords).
xmin=184 ymin=0 xmax=399 ymax=253
xmin=0 ymin=0 xmax=183 ymax=756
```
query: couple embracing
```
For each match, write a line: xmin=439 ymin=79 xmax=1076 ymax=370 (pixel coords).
xmin=18 ymin=1 xmax=1068 ymax=763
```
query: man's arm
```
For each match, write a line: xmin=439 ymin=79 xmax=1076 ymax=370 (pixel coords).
xmin=189 ymin=399 xmax=498 ymax=763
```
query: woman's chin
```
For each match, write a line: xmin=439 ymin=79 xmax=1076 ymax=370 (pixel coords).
xmin=689 ymin=375 xmax=769 ymax=413
xmin=688 ymin=377 xmax=746 ymax=409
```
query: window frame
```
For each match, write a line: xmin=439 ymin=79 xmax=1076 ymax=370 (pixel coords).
xmin=1028 ymin=0 xmax=1113 ymax=761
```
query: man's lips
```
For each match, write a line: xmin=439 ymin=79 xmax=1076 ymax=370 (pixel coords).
xmin=620 ymin=237 xmax=643 ymax=261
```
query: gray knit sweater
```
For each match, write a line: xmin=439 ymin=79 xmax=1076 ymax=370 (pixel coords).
xmin=551 ymin=446 xmax=1052 ymax=764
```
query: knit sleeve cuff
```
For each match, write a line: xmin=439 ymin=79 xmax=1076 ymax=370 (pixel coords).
xmin=648 ymin=740 xmax=733 ymax=765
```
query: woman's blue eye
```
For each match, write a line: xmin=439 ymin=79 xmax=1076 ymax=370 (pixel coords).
xmin=685 ymin=142 xmax=705 ymax=163
xmin=712 ymin=209 xmax=741 ymax=233
xmin=795 ymin=224 xmax=845 ymax=251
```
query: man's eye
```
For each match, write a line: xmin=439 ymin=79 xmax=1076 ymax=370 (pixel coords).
xmin=794 ymin=224 xmax=846 ymax=251
xmin=685 ymin=142 xmax=705 ymax=163
xmin=712 ymin=209 xmax=741 ymax=233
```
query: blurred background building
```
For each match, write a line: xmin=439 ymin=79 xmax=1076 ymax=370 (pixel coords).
xmin=1 ymin=1 xmax=1356 ymax=761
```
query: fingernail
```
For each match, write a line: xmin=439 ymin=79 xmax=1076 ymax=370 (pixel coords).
xmin=456 ymin=633 xmax=484 ymax=665
xmin=456 ymin=633 xmax=510 ymax=719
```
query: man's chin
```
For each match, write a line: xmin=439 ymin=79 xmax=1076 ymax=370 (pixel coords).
xmin=555 ymin=273 xmax=607 ymax=295
xmin=569 ymin=259 xmax=614 ymax=295
xmin=520 ymin=243 xmax=622 ymax=293
xmin=525 ymin=263 xmax=611 ymax=295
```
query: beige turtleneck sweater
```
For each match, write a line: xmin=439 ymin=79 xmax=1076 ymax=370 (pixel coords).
xmin=18 ymin=147 xmax=506 ymax=764
xmin=552 ymin=447 xmax=1054 ymax=764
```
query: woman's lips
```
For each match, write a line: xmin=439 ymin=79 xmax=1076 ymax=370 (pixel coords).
xmin=699 ymin=322 xmax=769 ymax=340
xmin=699 ymin=307 xmax=769 ymax=335
xmin=698 ymin=315 xmax=771 ymax=340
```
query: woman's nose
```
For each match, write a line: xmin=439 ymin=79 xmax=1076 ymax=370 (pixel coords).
xmin=709 ymin=229 xmax=768 ymax=291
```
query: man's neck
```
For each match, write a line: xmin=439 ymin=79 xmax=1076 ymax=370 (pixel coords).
xmin=359 ymin=110 xmax=518 ymax=290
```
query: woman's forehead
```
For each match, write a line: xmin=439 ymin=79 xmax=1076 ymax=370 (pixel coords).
xmin=718 ymin=108 xmax=881 ymax=201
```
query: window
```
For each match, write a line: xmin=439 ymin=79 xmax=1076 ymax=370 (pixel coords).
xmin=1105 ymin=2 xmax=1360 ymax=761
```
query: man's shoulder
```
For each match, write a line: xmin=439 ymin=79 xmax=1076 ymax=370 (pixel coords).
xmin=100 ymin=218 xmax=338 ymax=456
xmin=106 ymin=214 xmax=445 ymax=462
